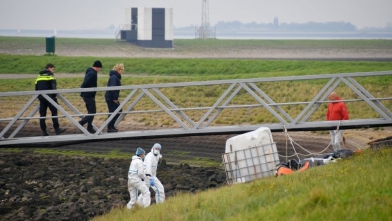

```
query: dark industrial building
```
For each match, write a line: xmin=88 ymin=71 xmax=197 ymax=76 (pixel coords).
xmin=119 ymin=7 xmax=173 ymax=48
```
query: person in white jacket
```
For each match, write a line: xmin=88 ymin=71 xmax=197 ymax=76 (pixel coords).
xmin=127 ymin=147 xmax=151 ymax=209
xmin=144 ymin=143 xmax=165 ymax=203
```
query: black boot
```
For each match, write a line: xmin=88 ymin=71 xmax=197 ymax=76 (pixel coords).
xmin=107 ymin=126 xmax=118 ymax=133
xmin=87 ymin=127 xmax=96 ymax=133
xmin=42 ymin=130 xmax=49 ymax=136
xmin=55 ymin=128 xmax=66 ymax=135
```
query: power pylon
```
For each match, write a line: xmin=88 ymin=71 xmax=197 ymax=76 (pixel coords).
xmin=201 ymin=0 xmax=209 ymax=39
xmin=196 ymin=0 xmax=215 ymax=39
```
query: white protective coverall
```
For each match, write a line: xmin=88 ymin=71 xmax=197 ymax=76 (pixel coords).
xmin=144 ymin=145 xmax=165 ymax=203
xmin=127 ymin=155 xmax=151 ymax=209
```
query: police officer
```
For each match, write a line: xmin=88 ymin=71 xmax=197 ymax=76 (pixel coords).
xmin=35 ymin=63 xmax=66 ymax=136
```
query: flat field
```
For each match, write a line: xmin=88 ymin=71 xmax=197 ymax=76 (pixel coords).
xmin=1 ymin=37 xmax=392 ymax=59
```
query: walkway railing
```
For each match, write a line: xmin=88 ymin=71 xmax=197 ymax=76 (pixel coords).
xmin=1 ymin=71 xmax=391 ymax=146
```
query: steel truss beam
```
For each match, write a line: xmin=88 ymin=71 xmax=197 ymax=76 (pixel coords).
xmin=0 ymin=71 xmax=391 ymax=146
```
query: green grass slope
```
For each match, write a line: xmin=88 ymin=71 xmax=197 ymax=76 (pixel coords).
xmin=93 ymin=148 xmax=392 ymax=221
xmin=1 ymin=54 xmax=392 ymax=76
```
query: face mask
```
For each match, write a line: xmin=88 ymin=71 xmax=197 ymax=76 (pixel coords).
xmin=153 ymin=149 xmax=160 ymax=155
xmin=142 ymin=156 xmax=145 ymax=160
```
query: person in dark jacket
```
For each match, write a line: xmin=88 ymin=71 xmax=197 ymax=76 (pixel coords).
xmin=104 ymin=63 xmax=124 ymax=132
xmin=79 ymin=60 xmax=102 ymax=133
xmin=35 ymin=63 xmax=66 ymax=136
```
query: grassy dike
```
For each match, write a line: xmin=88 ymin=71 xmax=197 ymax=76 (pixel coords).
xmin=1 ymin=54 xmax=392 ymax=76
xmin=1 ymin=55 xmax=391 ymax=124
xmin=93 ymin=148 xmax=392 ymax=221
xmin=1 ymin=54 xmax=392 ymax=93
xmin=0 ymin=38 xmax=391 ymax=136
xmin=1 ymin=38 xmax=391 ymax=220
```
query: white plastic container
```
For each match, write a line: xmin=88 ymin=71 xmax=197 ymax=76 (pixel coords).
xmin=222 ymin=127 xmax=280 ymax=184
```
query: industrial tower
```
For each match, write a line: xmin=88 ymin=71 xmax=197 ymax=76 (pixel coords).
xmin=197 ymin=0 xmax=215 ymax=39
xmin=201 ymin=0 xmax=209 ymax=38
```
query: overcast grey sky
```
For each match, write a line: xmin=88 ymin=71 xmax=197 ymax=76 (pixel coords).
xmin=0 ymin=0 xmax=391 ymax=30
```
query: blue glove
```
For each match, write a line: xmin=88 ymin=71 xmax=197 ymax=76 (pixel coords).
xmin=150 ymin=178 xmax=155 ymax=186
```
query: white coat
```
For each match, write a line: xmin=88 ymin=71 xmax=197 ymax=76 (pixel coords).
xmin=127 ymin=155 xmax=150 ymax=208
xmin=144 ymin=147 xmax=165 ymax=203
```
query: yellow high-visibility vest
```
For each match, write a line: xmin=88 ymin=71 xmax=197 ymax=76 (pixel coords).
xmin=35 ymin=75 xmax=55 ymax=84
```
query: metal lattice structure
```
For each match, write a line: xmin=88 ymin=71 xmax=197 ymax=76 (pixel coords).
xmin=0 ymin=71 xmax=392 ymax=146
xmin=196 ymin=0 xmax=215 ymax=39
xmin=201 ymin=0 xmax=209 ymax=39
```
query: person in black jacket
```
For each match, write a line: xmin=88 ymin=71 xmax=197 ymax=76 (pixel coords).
xmin=79 ymin=60 xmax=102 ymax=133
xmin=104 ymin=63 xmax=124 ymax=133
xmin=35 ymin=63 xmax=66 ymax=136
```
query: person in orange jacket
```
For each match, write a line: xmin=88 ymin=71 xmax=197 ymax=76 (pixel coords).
xmin=326 ymin=92 xmax=349 ymax=151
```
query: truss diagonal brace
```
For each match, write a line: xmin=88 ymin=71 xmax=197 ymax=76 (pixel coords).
xmin=297 ymin=78 xmax=341 ymax=123
xmin=241 ymin=83 xmax=288 ymax=125
xmin=142 ymin=88 xmax=190 ymax=130
xmin=194 ymin=83 xmax=238 ymax=129
xmin=248 ymin=82 xmax=293 ymax=122
xmin=340 ymin=77 xmax=391 ymax=119
xmin=0 ymin=95 xmax=38 ymax=138
xmin=152 ymin=88 xmax=195 ymax=127
xmin=346 ymin=77 xmax=392 ymax=118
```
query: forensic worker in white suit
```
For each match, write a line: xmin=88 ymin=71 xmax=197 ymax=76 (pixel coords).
xmin=144 ymin=143 xmax=165 ymax=203
xmin=127 ymin=147 xmax=151 ymax=209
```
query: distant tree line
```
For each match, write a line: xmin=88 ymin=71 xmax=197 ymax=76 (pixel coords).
xmin=214 ymin=20 xmax=357 ymax=32
xmin=175 ymin=20 xmax=392 ymax=32
xmin=362 ymin=22 xmax=392 ymax=32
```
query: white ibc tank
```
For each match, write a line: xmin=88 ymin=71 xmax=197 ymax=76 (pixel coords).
xmin=222 ymin=127 xmax=280 ymax=184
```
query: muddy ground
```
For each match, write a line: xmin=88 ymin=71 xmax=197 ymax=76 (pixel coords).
xmin=0 ymin=150 xmax=226 ymax=221
xmin=1 ymin=124 xmax=390 ymax=221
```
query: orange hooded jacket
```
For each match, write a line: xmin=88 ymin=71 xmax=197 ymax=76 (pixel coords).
xmin=326 ymin=97 xmax=349 ymax=121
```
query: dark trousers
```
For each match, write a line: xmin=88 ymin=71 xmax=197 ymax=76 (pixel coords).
xmin=38 ymin=96 xmax=59 ymax=131
xmin=80 ymin=96 xmax=96 ymax=128
xmin=105 ymin=98 xmax=122 ymax=128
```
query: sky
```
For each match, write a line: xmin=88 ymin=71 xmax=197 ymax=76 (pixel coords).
xmin=0 ymin=0 xmax=391 ymax=30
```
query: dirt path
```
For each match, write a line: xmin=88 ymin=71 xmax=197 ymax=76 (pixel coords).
xmin=1 ymin=39 xmax=392 ymax=60
xmin=5 ymin=123 xmax=391 ymax=165
xmin=0 ymin=73 xmax=104 ymax=79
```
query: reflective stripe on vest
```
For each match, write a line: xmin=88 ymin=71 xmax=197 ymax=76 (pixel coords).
xmin=35 ymin=75 xmax=55 ymax=84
